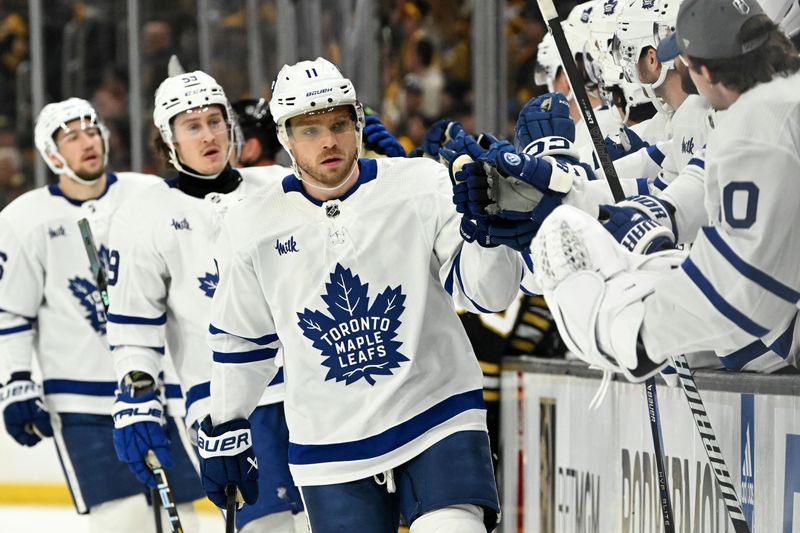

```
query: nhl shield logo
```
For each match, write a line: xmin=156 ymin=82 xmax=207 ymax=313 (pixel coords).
xmin=297 ymin=263 xmax=408 ymax=386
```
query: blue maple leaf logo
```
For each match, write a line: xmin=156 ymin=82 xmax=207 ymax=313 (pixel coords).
xmin=68 ymin=276 xmax=106 ymax=334
xmin=297 ymin=263 xmax=408 ymax=386
xmin=198 ymin=271 xmax=219 ymax=298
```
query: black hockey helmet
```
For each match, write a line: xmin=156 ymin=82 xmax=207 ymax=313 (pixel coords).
xmin=231 ymin=98 xmax=282 ymax=161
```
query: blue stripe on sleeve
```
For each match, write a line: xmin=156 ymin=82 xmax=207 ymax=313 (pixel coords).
xmin=288 ymin=389 xmax=485 ymax=465
xmin=0 ymin=323 xmax=32 ymax=335
xmin=212 ymin=347 xmax=278 ymax=364
xmin=681 ymin=258 xmax=769 ymax=337
xmin=636 ymin=177 xmax=649 ymax=195
xmin=443 ymin=251 xmax=458 ymax=296
xmin=107 ymin=313 xmax=167 ymax=325
xmin=768 ymin=315 xmax=796 ymax=359
xmin=646 ymin=145 xmax=666 ymax=166
xmin=702 ymin=226 xmax=800 ymax=304
xmin=688 ymin=157 xmax=705 ymax=169
xmin=164 ymin=384 xmax=183 ymax=399
xmin=109 ymin=345 xmax=165 ymax=355
xmin=653 ymin=177 xmax=668 ymax=191
xmin=454 ymin=253 xmax=491 ymax=313
xmin=186 ymin=381 xmax=210 ymax=412
xmin=720 ymin=339 xmax=769 ymax=370
xmin=268 ymin=367 xmax=285 ymax=386
xmin=208 ymin=324 xmax=279 ymax=346
xmin=43 ymin=379 xmax=117 ymax=397
xmin=521 ymin=249 xmax=534 ymax=273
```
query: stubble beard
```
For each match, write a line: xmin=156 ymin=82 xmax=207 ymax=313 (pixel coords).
xmin=297 ymin=151 xmax=357 ymax=188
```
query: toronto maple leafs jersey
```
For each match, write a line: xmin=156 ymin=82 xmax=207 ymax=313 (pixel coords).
xmin=107 ymin=166 xmax=289 ymax=428
xmin=207 ymin=157 xmax=523 ymax=486
xmin=641 ymin=71 xmax=800 ymax=372
xmin=0 ymin=173 xmax=178 ymax=415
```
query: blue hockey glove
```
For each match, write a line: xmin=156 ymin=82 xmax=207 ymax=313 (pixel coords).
xmin=604 ymin=126 xmax=649 ymax=161
xmin=0 ymin=372 xmax=53 ymax=447
xmin=598 ymin=203 xmax=675 ymax=254
xmin=515 ymin=93 xmax=576 ymax=153
xmin=451 ymin=157 xmax=493 ymax=216
xmin=363 ymin=115 xmax=406 ymax=157
xmin=461 ymin=213 xmax=545 ymax=252
xmin=198 ymin=416 xmax=259 ymax=509
xmin=421 ymin=119 xmax=465 ymax=158
xmin=112 ymin=373 xmax=173 ymax=488
xmin=485 ymin=151 xmax=577 ymax=196
xmin=438 ymin=132 xmax=485 ymax=169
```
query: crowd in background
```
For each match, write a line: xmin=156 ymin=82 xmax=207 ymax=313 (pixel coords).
xmin=0 ymin=0 xmax=582 ymax=209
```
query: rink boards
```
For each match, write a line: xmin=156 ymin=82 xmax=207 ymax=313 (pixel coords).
xmin=499 ymin=358 xmax=800 ymax=533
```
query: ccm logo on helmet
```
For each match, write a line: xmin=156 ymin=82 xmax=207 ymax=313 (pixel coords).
xmin=305 ymin=88 xmax=333 ymax=97
xmin=198 ymin=432 xmax=251 ymax=453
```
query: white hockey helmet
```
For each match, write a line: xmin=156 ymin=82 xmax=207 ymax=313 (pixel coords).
xmin=762 ymin=0 xmax=800 ymax=37
xmin=586 ymin=0 xmax=625 ymax=87
xmin=563 ymin=0 xmax=602 ymax=59
xmin=269 ymin=57 xmax=364 ymax=170
xmin=152 ymin=70 xmax=235 ymax=178
xmin=34 ymin=97 xmax=110 ymax=185
xmin=612 ymin=0 xmax=681 ymax=90
xmin=535 ymin=32 xmax=563 ymax=91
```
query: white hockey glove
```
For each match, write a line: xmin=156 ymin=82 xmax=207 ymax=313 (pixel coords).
xmin=531 ymin=205 xmax=684 ymax=382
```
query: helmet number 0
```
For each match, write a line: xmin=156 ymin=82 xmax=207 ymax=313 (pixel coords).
xmin=305 ymin=68 xmax=318 ymax=78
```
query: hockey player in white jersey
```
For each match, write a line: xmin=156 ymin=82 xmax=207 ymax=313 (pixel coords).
xmin=199 ymin=57 xmax=525 ymax=533
xmin=106 ymin=71 xmax=307 ymax=532
xmin=531 ymin=0 xmax=800 ymax=378
xmin=0 ymin=98 xmax=203 ymax=532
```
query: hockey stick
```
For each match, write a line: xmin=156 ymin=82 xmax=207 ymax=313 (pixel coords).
xmin=673 ymin=355 xmax=750 ymax=532
xmin=77 ymin=218 xmax=184 ymax=533
xmin=646 ymin=379 xmax=675 ymax=532
xmin=533 ymin=2 xmax=676 ymax=530
xmin=147 ymin=451 xmax=185 ymax=533
xmin=225 ymin=483 xmax=237 ymax=533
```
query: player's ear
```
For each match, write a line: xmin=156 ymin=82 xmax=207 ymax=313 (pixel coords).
xmin=47 ymin=151 xmax=64 ymax=169
xmin=699 ymin=64 xmax=716 ymax=85
xmin=241 ymin=138 xmax=261 ymax=163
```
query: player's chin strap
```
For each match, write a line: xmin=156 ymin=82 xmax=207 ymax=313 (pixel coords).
xmin=63 ymin=167 xmax=103 ymax=186
xmin=296 ymin=156 xmax=359 ymax=193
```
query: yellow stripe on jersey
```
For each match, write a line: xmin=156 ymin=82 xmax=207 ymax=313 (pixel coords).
xmin=483 ymin=390 xmax=500 ymax=402
xmin=479 ymin=360 xmax=501 ymax=375
xmin=522 ymin=311 xmax=550 ymax=331
xmin=510 ymin=338 xmax=536 ymax=352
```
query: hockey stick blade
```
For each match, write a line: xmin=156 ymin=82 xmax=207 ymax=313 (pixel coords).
xmin=672 ymin=354 xmax=751 ymax=533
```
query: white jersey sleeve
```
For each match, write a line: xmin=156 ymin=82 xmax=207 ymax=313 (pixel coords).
xmin=642 ymin=72 xmax=800 ymax=371
xmin=0 ymin=214 xmax=43 ymax=374
xmin=428 ymin=161 xmax=523 ymax=313
xmin=208 ymin=222 xmax=281 ymax=424
xmin=107 ymin=183 xmax=169 ymax=383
